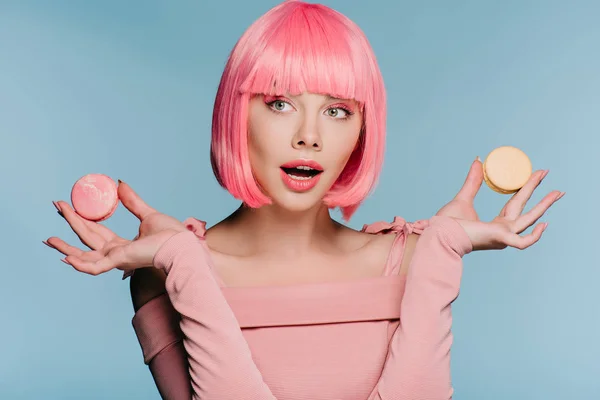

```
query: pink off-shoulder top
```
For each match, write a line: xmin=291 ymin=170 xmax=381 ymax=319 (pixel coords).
xmin=128 ymin=215 xmax=472 ymax=400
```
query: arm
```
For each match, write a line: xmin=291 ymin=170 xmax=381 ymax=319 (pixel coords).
xmin=130 ymin=268 xmax=192 ymax=400
xmin=152 ymin=232 xmax=278 ymax=400
xmin=151 ymin=216 xmax=470 ymax=399
xmin=368 ymin=215 xmax=472 ymax=400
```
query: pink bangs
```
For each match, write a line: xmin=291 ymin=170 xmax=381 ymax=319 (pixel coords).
xmin=211 ymin=0 xmax=386 ymax=221
xmin=238 ymin=3 xmax=370 ymax=103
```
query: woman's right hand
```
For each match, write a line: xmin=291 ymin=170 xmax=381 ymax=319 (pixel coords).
xmin=44 ymin=180 xmax=188 ymax=276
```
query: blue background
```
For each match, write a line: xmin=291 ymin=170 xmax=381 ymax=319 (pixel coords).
xmin=1 ymin=0 xmax=597 ymax=398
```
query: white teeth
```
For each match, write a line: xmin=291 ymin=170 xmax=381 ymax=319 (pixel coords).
xmin=288 ymin=174 xmax=312 ymax=180
xmin=296 ymin=166 xmax=314 ymax=171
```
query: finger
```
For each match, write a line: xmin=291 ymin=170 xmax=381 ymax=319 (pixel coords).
xmin=79 ymin=217 xmax=116 ymax=242
xmin=118 ymin=180 xmax=157 ymax=221
xmin=503 ymin=222 xmax=547 ymax=250
xmin=55 ymin=201 xmax=106 ymax=249
xmin=64 ymin=250 xmax=120 ymax=276
xmin=454 ymin=158 xmax=484 ymax=203
xmin=45 ymin=237 xmax=87 ymax=257
xmin=498 ymin=191 xmax=518 ymax=217
xmin=512 ymin=191 xmax=562 ymax=233
xmin=54 ymin=201 xmax=116 ymax=242
xmin=501 ymin=169 xmax=548 ymax=218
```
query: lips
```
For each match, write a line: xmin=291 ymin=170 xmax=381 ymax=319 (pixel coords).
xmin=280 ymin=159 xmax=324 ymax=191
xmin=280 ymin=159 xmax=324 ymax=179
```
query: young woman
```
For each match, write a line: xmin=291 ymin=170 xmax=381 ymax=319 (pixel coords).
xmin=45 ymin=1 xmax=563 ymax=399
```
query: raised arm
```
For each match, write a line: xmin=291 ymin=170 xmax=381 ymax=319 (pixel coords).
xmin=151 ymin=231 xmax=278 ymax=399
xmin=368 ymin=160 xmax=559 ymax=399
xmin=367 ymin=215 xmax=472 ymax=400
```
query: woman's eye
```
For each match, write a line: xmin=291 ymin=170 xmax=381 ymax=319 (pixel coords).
xmin=326 ymin=108 xmax=348 ymax=118
xmin=270 ymin=100 xmax=292 ymax=112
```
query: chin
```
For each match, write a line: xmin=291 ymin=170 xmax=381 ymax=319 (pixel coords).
xmin=270 ymin=190 xmax=327 ymax=213
xmin=262 ymin=178 xmax=334 ymax=214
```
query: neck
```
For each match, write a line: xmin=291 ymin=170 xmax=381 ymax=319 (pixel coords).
xmin=230 ymin=202 xmax=340 ymax=256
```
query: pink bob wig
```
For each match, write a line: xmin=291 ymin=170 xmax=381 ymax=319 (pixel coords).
xmin=210 ymin=0 xmax=386 ymax=221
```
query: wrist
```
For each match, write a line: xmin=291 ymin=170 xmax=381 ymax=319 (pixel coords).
xmin=152 ymin=230 xmax=202 ymax=273
xmin=430 ymin=216 xmax=474 ymax=256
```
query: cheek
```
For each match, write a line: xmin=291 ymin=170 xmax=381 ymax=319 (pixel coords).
xmin=248 ymin=133 xmax=268 ymax=182
xmin=327 ymin=124 xmax=362 ymax=170
xmin=248 ymin=118 xmax=291 ymax=184
xmin=249 ymin=122 xmax=284 ymax=162
xmin=248 ymin=100 xmax=275 ymax=159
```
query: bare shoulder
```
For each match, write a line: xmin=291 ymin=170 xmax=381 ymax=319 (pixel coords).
xmin=335 ymin=224 xmax=399 ymax=276
xmin=399 ymin=233 xmax=420 ymax=276
xmin=203 ymin=215 xmax=254 ymax=256
xmin=338 ymin=224 xmax=421 ymax=277
xmin=200 ymin=215 xmax=422 ymax=283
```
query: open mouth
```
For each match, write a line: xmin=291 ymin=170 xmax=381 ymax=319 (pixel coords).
xmin=280 ymin=165 xmax=323 ymax=180
xmin=279 ymin=160 xmax=324 ymax=191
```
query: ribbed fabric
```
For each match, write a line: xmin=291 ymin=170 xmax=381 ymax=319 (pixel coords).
xmin=131 ymin=215 xmax=472 ymax=400
xmin=222 ymin=275 xmax=406 ymax=328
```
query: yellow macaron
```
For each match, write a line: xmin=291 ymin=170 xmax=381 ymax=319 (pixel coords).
xmin=482 ymin=146 xmax=532 ymax=194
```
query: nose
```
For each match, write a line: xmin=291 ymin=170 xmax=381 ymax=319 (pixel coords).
xmin=292 ymin=118 xmax=322 ymax=151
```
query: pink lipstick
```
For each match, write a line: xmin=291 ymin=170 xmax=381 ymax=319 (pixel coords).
xmin=280 ymin=159 xmax=324 ymax=192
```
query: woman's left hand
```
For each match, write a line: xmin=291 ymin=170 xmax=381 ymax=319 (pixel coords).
xmin=436 ymin=158 xmax=564 ymax=251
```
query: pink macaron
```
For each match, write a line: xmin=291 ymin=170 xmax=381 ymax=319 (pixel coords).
xmin=71 ymin=173 xmax=119 ymax=221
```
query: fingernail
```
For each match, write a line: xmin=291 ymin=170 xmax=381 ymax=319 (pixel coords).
xmin=60 ymin=258 xmax=70 ymax=265
xmin=42 ymin=240 xmax=54 ymax=248
xmin=475 ymin=156 xmax=481 ymax=162
xmin=541 ymin=170 xmax=549 ymax=181
xmin=543 ymin=223 xmax=549 ymax=231
xmin=57 ymin=210 xmax=65 ymax=219
xmin=118 ymin=179 xmax=123 ymax=185
xmin=556 ymin=191 xmax=566 ymax=200
xmin=53 ymin=201 xmax=61 ymax=212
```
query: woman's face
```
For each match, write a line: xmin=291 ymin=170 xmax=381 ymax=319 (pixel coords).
xmin=247 ymin=92 xmax=363 ymax=213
